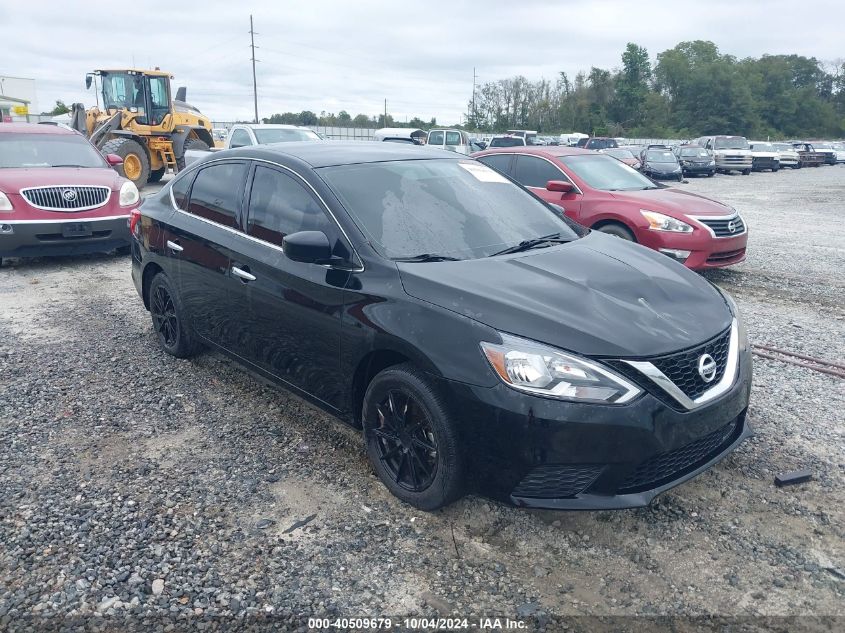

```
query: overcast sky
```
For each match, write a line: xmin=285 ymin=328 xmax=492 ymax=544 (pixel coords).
xmin=3 ymin=0 xmax=844 ymax=124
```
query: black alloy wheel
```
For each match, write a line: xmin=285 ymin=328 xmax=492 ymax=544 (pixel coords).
xmin=151 ymin=283 xmax=178 ymax=349
xmin=363 ymin=364 xmax=465 ymax=510
xmin=148 ymin=273 xmax=201 ymax=358
xmin=373 ymin=389 xmax=438 ymax=492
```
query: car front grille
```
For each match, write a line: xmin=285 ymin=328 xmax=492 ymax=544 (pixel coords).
xmin=512 ymin=464 xmax=605 ymax=499
xmin=21 ymin=186 xmax=110 ymax=211
xmin=695 ymin=215 xmax=746 ymax=237
xmin=617 ymin=416 xmax=741 ymax=494
xmin=649 ymin=327 xmax=732 ymax=400
xmin=719 ymin=155 xmax=749 ymax=164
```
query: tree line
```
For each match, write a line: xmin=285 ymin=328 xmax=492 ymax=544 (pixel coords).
xmin=469 ymin=40 xmax=844 ymax=139
xmin=261 ymin=40 xmax=844 ymax=139
xmin=262 ymin=110 xmax=436 ymax=129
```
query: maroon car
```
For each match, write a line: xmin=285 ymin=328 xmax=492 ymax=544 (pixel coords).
xmin=0 ymin=123 xmax=138 ymax=266
xmin=472 ymin=146 xmax=748 ymax=270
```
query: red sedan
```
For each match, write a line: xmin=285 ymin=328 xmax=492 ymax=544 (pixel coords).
xmin=472 ymin=146 xmax=747 ymax=270
xmin=0 ymin=123 xmax=139 ymax=266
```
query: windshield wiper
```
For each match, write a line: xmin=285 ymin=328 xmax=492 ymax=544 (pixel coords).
xmin=51 ymin=164 xmax=87 ymax=168
xmin=393 ymin=253 xmax=462 ymax=263
xmin=490 ymin=232 xmax=572 ymax=256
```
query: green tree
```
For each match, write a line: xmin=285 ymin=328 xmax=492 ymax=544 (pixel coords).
xmin=41 ymin=100 xmax=70 ymax=116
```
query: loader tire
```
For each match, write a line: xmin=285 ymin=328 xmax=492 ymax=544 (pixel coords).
xmin=176 ymin=138 xmax=210 ymax=172
xmin=148 ymin=167 xmax=166 ymax=183
xmin=102 ymin=138 xmax=150 ymax=189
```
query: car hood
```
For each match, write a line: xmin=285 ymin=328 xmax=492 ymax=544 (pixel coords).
xmin=398 ymin=232 xmax=731 ymax=358
xmin=608 ymin=187 xmax=733 ymax=217
xmin=751 ymin=151 xmax=778 ymax=158
xmin=0 ymin=167 xmax=122 ymax=192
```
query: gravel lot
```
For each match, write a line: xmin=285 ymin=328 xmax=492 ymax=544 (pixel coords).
xmin=1 ymin=166 xmax=843 ymax=631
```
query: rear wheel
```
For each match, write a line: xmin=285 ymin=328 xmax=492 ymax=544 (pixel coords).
xmin=101 ymin=137 xmax=150 ymax=189
xmin=742 ymin=169 xmax=751 ymax=175
xmin=176 ymin=137 xmax=210 ymax=172
xmin=363 ymin=364 xmax=465 ymax=511
xmin=148 ymin=167 xmax=166 ymax=183
xmin=596 ymin=222 xmax=636 ymax=241
xmin=148 ymin=272 xmax=201 ymax=358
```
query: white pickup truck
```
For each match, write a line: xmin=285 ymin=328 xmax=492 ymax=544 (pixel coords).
xmin=185 ymin=123 xmax=323 ymax=166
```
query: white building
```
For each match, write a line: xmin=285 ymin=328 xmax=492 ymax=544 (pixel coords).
xmin=0 ymin=75 xmax=39 ymax=122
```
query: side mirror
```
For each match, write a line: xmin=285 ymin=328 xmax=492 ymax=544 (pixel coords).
xmin=546 ymin=180 xmax=574 ymax=193
xmin=85 ymin=75 xmax=93 ymax=90
xmin=283 ymin=230 xmax=332 ymax=264
xmin=104 ymin=153 xmax=123 ymax=166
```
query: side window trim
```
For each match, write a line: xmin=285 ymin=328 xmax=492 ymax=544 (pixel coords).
xmin=513 ymin=154 xmax=569 ymax=189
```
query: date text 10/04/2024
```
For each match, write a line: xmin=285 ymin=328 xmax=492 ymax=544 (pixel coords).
xmin=307 ymin=617 xmax=527 ymax=630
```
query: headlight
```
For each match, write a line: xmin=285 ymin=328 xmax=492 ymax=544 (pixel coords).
xmin=717 ymin=287 xmax=748 ymax=351
xmin=480 ymin=333 xmax=642 ymax=404
xmin=708 ymin=160 xmax=716 ymax=166
xmin=119 ymin=181 xmax=140 ymax=207
xmin=640 ymin=210 xmax=693 ymax=233
xmin=0 ymin=191 xmax=13 ymax=212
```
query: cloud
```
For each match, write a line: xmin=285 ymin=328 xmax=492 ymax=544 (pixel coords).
xmin=5 ymin=0 xmax=844 ymax=123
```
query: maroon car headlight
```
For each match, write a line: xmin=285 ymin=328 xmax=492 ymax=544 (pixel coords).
xmin=481 ymin=333 xmax=642 ymax=404
xmin=119 ymin=181 xmax=140 ymax=207
xmin=0 ymin=191 xmax=13 ymax=212
xmin=640 ymin=210 xmax=693 ymax=233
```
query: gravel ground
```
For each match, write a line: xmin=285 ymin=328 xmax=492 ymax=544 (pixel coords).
xmin=0 ymin=166 xmax=843 ymax=631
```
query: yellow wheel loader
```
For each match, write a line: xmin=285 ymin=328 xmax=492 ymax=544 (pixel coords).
xmin=71 ymin=69 xmax=214 ymax=188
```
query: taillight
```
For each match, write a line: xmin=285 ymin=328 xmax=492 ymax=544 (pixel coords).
xmin=129 ymin=208 xmax=142 ymax=237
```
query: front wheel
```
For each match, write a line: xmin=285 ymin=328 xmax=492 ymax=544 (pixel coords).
xmin=743 ymin=169 xmax=751 ymax=175
xmin=148 ymin=272 xmax=201 ymax=358
xmin=363 ymin=364 xmax=465 ymax=511
xmin=101 ymin=137 xmax=150 ymax=189
xmin=596 ymin=223 xmax=636 ymax=241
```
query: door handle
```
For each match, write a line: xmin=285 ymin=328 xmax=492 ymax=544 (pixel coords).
xmin=166 ymin=240 xmax=183 ymax=253
xmin=231 ymin=266 xmax=256 ymax=282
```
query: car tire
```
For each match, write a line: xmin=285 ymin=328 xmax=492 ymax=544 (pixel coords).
xmin=148 ymin=272 xmax=201 ymax=358
xmin=362 ymin=363 xmax=465 ymax=511
xmin=708 ymin=171 xmax=715 ymax=177
xmin=148 ymin=167 xmax=166 ymax=183
xmin=596 ymin=223 xmax=636 ymax=241
xmin=772 ymin=165 xmax=779 ymax=172
xmin=743 ymin=169 xmax=751 ymax=175
xmin=176 ymin=138 xmax=210 ymax=172
xmin=101 ymin=137 xmax=150 ymax=189
xmin=115 ymin=245 xmax=131 ymax=255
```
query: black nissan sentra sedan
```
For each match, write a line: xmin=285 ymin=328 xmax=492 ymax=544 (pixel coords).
xmin=131 ymin=142 xmax=751 ymax=511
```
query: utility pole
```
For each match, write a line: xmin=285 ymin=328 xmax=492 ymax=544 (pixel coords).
xmin=471 ymin=67 xmax=477 ymax=128
xmin=384 ymin=98 xmax=387 ymax=126
xmin=250 ymin=15 xmax=259 ymax=124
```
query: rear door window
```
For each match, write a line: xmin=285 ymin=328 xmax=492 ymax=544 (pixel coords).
xmin=187 ymin=161 xmax=248 ymax=227
xmin=170 ymin=171 xmax=195 ymax=210
xmin=246 ymin=165 xmax=334 ymax=247
xmin=476 ymin=154 xmax=514 ymax=176
xmin=512 ymin=155 xmax=566 ymax=188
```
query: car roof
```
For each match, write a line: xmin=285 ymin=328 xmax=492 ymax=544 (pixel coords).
xmin=227 ymin=140 xmax=462 ymax=168
xmin=0 ymin=122 xmax=77 ymax=135
xmin=235 ymin=124 xmax=310 ymax=130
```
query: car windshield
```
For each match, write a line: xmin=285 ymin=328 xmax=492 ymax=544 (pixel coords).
xmin=752 ymin=143 xmax=774 ymax=151
xmin=560 ymin=154 xmax=658 ymax=191
xmin=255 ymin=128 xmax=321 ymax=143
xmin=605 ymin=149 xmax=635 ymax=160
xmin=714 ymin=137 xmax=749 ymax=150
xmin=645 ymin=150 xmax=676 ymax=162
xmin=489 ymin=137 xmax=524 ymax=147
xmin=680 ymin=148 xmax=709 ymax=157
xmin=319 ymin=159 xmax=578 ymax=260
xmin=0 ymin=133 xmax=106 ymax=168
xmin=773 ymin=144 xmax=791 ymax=151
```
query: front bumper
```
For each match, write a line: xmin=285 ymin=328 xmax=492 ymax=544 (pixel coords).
xmin=681 ymin=163 xmax=715 ymax=175
xmin=439 ymin=346 xmax=752 ymax=510
xmin=0 ymin=214 xmax=130 ymax=259
xmin=636 ymin=228 xmax=748 ymax=271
